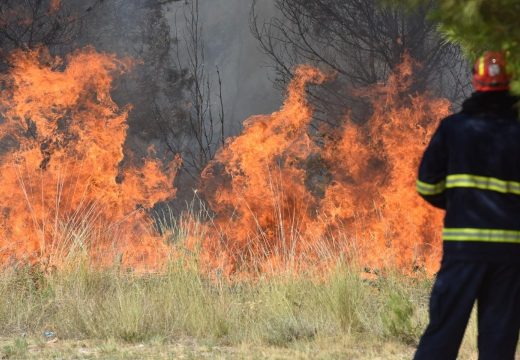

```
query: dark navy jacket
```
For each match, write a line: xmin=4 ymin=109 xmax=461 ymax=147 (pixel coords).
xmin=417 ymin=91 xmax=520 ymax=263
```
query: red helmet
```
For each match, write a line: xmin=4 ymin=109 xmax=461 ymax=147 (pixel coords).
xmin=472 ymin=51 xmax=511 ymax=92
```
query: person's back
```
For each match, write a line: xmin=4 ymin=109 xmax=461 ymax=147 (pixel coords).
xmin=414 ymin=52 xmax=520 ymax=360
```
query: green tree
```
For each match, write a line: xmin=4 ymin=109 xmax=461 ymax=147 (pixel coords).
xmin=388 ymin=0 xmax=520 ymax=93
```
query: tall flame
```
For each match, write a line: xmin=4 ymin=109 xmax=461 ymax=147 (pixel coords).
xmin=200 ymin=66 xmax=327 ymax=274
xmin=0 ymin=45 xmax=450 ymax=276
xmin=320 ymin=59 xmax=449 ymax=273
xmin=0 ymin=47 xmax=180 ymax=270
xmin=201 ymin=58 xmax=450 ymax=276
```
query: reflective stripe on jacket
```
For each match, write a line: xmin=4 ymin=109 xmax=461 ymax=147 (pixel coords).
xmin=417 ymin=91 xmax=520 ymax=262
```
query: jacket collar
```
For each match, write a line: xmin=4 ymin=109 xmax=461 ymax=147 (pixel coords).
xmin=462 ymin=91 xmax=519 ymax=119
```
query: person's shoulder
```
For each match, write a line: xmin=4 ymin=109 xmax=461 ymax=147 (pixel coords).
xmin=461 ymin=91 xmax=519 ymax=119
xmin=438 ymin=112 xmax=468 ymax=129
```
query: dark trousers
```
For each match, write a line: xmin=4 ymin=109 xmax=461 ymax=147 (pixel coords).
xmin=414 ymin=260 xmax=520 ymax=360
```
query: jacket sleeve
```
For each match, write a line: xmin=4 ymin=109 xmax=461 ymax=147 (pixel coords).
xmin=417 ymin=120 xmax=448 ymax=209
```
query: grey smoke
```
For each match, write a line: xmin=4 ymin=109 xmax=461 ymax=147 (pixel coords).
xmin=165 ymin=0 xmax=282 ymax=134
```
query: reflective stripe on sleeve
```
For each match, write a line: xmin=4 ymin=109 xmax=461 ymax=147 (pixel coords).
xmin=446 ymin=174 xmax=520 ymax=195
xmin=443 ymin=228 xmax=520 ymax=244
xmin=416 ymin=179 xmax=446 ymax=195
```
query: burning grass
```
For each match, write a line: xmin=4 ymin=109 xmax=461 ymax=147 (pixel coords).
xmin=0 ymin=46 xmax=450 ymax=277
xmin=0 ymin=47 xmax=180 ymax=271
xmin=199 ymin=57 xmax=450 ymax=276
xmin=0 ymin=7 xmax=507 ymax=356
xmin=0 ymin=42 xmax=487 ymax=358
xmin=0 ymin=203 xmax=484 ymax=359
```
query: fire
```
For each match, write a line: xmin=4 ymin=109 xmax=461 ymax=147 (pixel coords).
xmin=201 ymin=57 xmax=450 ymax=275
xmin=49 ymin=0 xmax=61 ymax=13
xmin=201 ymin=66 xmax=327 ymax=274
xmin=320 ymin=59 xmax=450 ymax=273
xmin=0 ymin=47 xmax=180 ymax=270
xmin=0 ymin=44 xmax=449 ymax=276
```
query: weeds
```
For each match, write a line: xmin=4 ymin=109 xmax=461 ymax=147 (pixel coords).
xmin=2 ymin=337 xmax=28 ymax=358
xmin=0 ymin=199 xmax=482 ymax=357
xmin=0 ymin=258 xmax=433 ymax=348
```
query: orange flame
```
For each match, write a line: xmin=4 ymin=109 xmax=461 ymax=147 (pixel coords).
xmin=320 ymin=58 xmax=449 ymax=273
xmin=49 ymin=0 xmax=61 ymax=13
xmin=0 ymin=45 xmax=449 ymax=276
xmin=201 ymin=66 xmax=327 ymax=274
xmin=201 ymin=57 xmax=449 ymax=276
xmin=0 ymin=47 xmax=180 ymax=270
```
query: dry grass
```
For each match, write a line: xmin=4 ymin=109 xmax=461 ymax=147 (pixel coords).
xmin=0 ymin=193 xmax=487 ymax=359
xmin=0 ymin=253 xmax=485 ymax=359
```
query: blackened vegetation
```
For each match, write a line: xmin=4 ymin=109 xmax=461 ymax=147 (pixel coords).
xmin=74 ymin=0 xmax=226 ymax=206
xmin=0 ymin=0 xmax=471 ymax=221
xmin=251 ymin=0 xmax=470 ymax=126
xmin=168 ymin=0 xmax=226 ymax=178
xmin=0 ymin=0 xmax=228 ymax=212
xmin=0 ymin=0 xmax=104 ymax=69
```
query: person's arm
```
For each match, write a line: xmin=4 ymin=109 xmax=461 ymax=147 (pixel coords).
xmin=417 ymin=121 xmax=448 ymax=209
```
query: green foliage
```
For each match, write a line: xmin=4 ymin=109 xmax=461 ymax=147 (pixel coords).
xmin=382 ymin=292 xmax=417 ymax=343
xmin=385 ymin=0 xmax=520 ymax=93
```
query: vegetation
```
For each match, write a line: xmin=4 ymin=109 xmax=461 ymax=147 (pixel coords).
xmin=390 ymin=0 xmax=520 ymax=93
xmin=0 ymin=200 xmax=483 ymax=359
xmin=0 ymin=1 xmax=509 ymax=358
xmin=251 ymin=0 xmax=470 ymax=122
xmin=0 ymin=257 xmax=483 ymax=359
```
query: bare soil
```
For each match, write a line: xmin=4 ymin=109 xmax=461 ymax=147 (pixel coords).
xmin=0 ymin=336 xmax=419 ymax=359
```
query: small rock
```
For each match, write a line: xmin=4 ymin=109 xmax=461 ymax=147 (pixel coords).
xmin=43 ymin=330 xmax=57 ymax=342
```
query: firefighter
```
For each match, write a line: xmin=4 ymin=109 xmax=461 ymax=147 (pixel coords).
xmin=414 ymin=51 xmax=520 ymax=360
